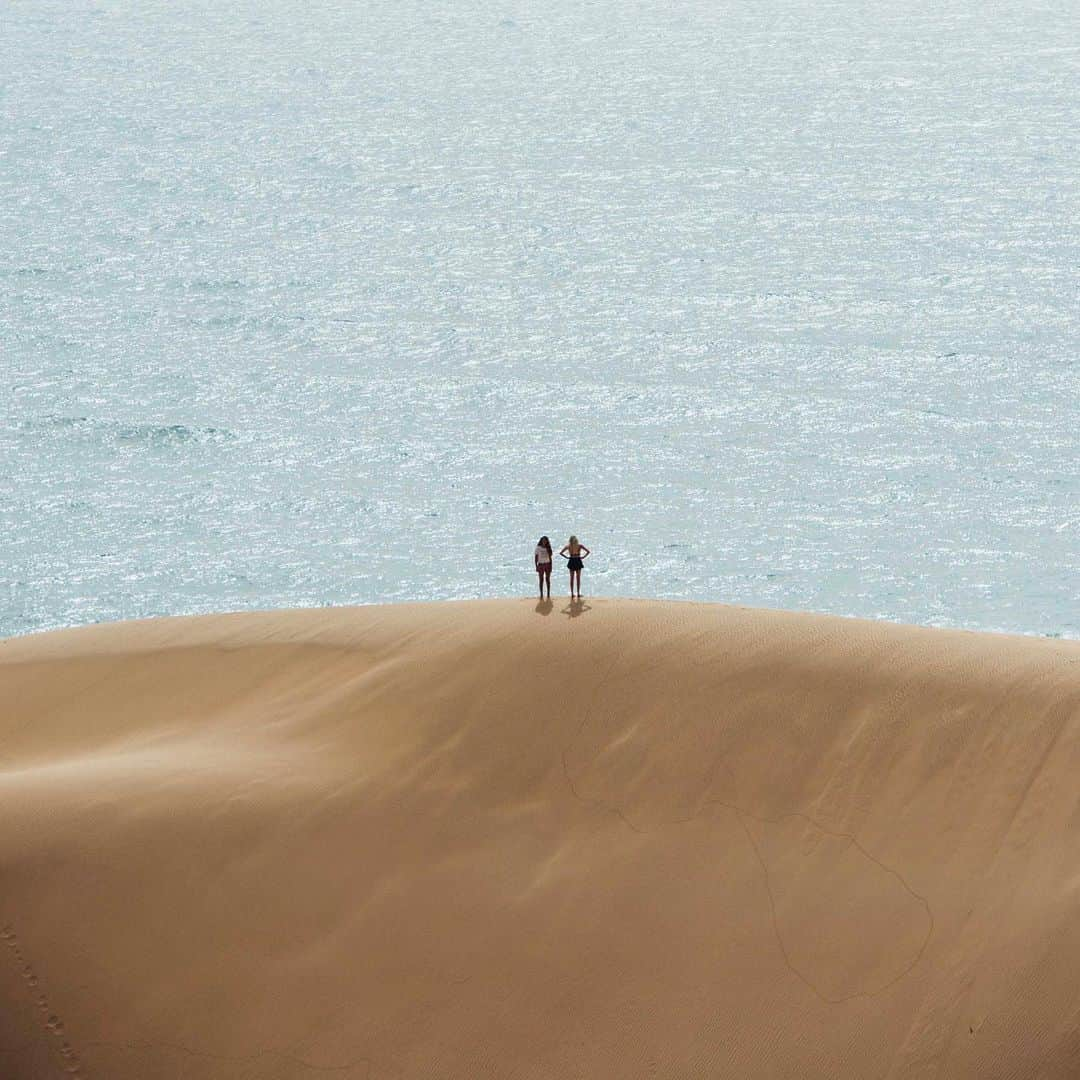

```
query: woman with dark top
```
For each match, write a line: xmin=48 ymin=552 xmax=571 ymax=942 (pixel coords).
xmin=534 ymin=536 xmax=553 ymax=599
xmin=559 ymin=535 xmax=590 ymax=599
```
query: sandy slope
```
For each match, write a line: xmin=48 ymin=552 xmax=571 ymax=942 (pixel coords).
xmin=2 ymin=599 xmax=1080 ymax=1079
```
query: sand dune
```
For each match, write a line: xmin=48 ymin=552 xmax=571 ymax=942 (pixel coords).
xmin=2 ymin=599 xmax=1080 ymax=1079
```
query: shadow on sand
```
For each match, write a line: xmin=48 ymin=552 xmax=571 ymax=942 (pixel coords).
xmin=561 ymin=599 xmax=592 ymax=619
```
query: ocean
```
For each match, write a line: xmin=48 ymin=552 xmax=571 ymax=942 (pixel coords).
xmin=3 ymin=0 xmax=1077 ymax=639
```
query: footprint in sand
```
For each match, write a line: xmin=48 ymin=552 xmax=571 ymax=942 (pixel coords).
xmin=2 ymin=922 xmax=85 ymax=1077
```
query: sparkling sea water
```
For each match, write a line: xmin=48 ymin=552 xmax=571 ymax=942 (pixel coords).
xmin=2 ymin=0 xmax=1077 ymax=639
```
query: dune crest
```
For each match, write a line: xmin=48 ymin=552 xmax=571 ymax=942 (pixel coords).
xmin=2 ymin=599 xmax=1080 ymax=1078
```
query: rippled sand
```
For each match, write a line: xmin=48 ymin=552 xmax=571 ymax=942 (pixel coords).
xmin=3 ymin=599 xmax=1080 ymax=1077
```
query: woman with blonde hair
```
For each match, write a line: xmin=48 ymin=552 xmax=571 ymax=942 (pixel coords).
xmin=559 ymin=535 xmax=590 ymax=599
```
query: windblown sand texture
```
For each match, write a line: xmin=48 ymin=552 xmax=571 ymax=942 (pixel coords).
xmin=3 ymin=599 xmax=1080 ymax=1078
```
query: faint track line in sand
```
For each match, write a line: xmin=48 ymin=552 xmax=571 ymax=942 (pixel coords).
xmin=1 ymin=922 xmax=87 ymax=1076
xmin=0 ymin=930 xmax=389 ymax=1080
xmin=557 ymin=647 xmax=936 ymax=1005
xmin=729 ymin=804 xmax=935 ymax=1005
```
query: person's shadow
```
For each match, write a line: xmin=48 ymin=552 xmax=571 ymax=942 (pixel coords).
xmin=561 ymin=599 xmax=592 ymax=619
xmin=534 ymin=599 xmax=554 ymax=616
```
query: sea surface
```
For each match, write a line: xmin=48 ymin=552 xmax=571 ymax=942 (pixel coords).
xmin=2 ymin=0 xmax=1078 ymax=639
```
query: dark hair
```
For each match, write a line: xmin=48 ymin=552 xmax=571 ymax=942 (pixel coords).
xmin=538 ymin=535 xmax=552 ymax=554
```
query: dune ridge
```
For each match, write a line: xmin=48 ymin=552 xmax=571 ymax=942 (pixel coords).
xmin=2 ymin=598 xmax=1080 ymax=1078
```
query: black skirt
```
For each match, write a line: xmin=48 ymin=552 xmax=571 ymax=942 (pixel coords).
xmin=567 ymin=556 xmax=584 ymax=572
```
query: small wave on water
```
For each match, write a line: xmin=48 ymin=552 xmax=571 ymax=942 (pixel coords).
xmin=10 ymin=415 xmax=236 ymax=446
xmin=178 ymin=277 xmax=247 ymax=292
xmin=113 ymin=423 xmax=236 ymax=446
